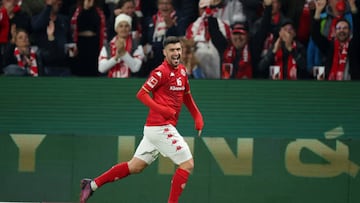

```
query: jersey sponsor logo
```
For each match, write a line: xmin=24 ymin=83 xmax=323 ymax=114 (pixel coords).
xmin=169 ymin=86 xmax=185 ymax=91
xmin=147 ymin=76 xmax=158 ymax=88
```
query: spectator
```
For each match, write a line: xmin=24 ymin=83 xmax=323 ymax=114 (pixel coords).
xmin=276 ymin=0 xmax=312 ymax=45
xmin=258 ymin=19 xmax=308 ymax=80
xmin=31 ymin=0 xmax=72 ymax=76
xmin=71 ymin=0 xmax=106 ymax=76
xmin=180 ymin=37 xmax=204 ymax=78
xmin=109 ymin=0 xmax=142 ymax=45
xmin=36 ymin=19 xmax=72 ymax=76
xmin=3 ymin=28 xmax=38 ymax=76
xmin=251 ymin=0 xmax=292 ymax=78
xmin=98 ymin=13 xmax=144 ymax=77
xmin=140 ymin=0 xmax=187 ymax=77
xmin=222 ymin=21 xmax=253 ymax=79
xmin=71 ymin=0 xmax=107 ymax=76
xmin=2 ymin=0 xmax=32 ymax=64
xmin=141 ymin=0 xmax=197 ymax=28
xmin=307 ymin=0 xmax=354 ymax=74
xmin=0 ymin=1 xmax=10 ymax=71
xmin=185 ymin=0 xmax=231 ymax=79
xmin=311 ymin=0 xmax=359 ymax=80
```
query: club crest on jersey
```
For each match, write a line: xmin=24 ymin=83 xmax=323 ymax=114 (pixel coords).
xmin=146 ymin=76 xmax=158 ymax=88
xmin=181 ymin=69 xmax=186 ymax=76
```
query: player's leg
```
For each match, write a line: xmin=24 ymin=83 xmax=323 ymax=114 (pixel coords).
xmin=80 ymin=134 xmax=159 ymax=203
xmin=144 ymin=124 xmax=194 ymax=203
xmin=168 ymin=158 xmax=193 ymax=203
xmin=92 ymin=157 xmax=148 ymax=188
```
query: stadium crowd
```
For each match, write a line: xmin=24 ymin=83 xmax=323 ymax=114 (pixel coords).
xmin=0 ymin=0 xmax=359 ymax=80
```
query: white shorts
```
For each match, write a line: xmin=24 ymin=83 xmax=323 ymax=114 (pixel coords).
xmin=134 ymin=124 xmax=193 ymax=165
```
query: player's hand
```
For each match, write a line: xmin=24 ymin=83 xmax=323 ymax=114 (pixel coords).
xmin=160 ymin=106 xmax=176 ymax=119
xmin=195 ymin=116 xmax=204 ymax=136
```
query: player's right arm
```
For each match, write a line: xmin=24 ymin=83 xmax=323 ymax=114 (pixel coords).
xmin=136 ymin=71 xmax=175 ymax=119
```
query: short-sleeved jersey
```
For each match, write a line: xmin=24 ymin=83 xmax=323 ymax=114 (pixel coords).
xmin=142 ymin=60 xmax=190 ymax=126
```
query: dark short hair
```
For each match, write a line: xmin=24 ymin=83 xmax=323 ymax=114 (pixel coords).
xmin=281 ymin=19 xmax=294 ymax=28
xmin=335 ymin=18 xmax=351 ymax=28
xmin=163 ymin=36 xmax=181 ymax=47
xmin=117 ymin=0 xmax=135 ymax=9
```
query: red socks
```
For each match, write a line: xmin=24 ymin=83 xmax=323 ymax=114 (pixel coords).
xmin=93 ymin=163 xmax=190 ymax=202
xmin=94 ymin=162 xmax=130 ymax=188
xmin=168 ymin=168 xmax=190 ymax=203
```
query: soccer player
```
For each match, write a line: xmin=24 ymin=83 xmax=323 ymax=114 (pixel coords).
xmin=80 ymin=36 xmax=204 ymax=203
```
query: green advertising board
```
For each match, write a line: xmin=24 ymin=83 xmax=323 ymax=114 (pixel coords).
xmin=0 ymin=78 xmax=359 ymax=203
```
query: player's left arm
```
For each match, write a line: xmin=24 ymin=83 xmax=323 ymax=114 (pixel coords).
xmin=183 ymin=91 xmax=204 ymax=136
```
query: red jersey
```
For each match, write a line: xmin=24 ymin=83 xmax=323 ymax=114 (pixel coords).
xmin=142 ymin=60 xmax=190 ymax=127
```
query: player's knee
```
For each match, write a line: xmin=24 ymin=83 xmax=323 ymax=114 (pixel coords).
xmin=130 ymin=165 xmax=146 ymax=174
xmin=179 ymin=159 xmax=194 ymax=172
xmin=128 ymin=158 xmax=148 ymax=174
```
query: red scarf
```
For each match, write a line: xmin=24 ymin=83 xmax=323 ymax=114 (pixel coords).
xmin=274 ymin=42 xmax=297 ymax=80
xmin=189 ymin=14 xmax=211 ymax=42
xmin=152 ymin=10 xmax=176 ymax=42
xmin=71 ymin=6 xmax=106 ymax=50
xmin=14 ymin=47 xmax=38 ymax=76
xmin=107 ymin=35 xmax=133 ymax=78
xmin=223 ymin=44 xmax=252 ymax=79
xmin=272 ymin=13 xmax=280 ymax=25
xmin=329 ymin=39 xmax=349 ymax=80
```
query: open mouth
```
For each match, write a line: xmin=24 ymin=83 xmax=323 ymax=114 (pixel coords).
xmin=171 ymin=55 xmax=180 ymax=63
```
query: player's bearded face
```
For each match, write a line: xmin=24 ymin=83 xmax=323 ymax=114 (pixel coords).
xmin=164 ymin=43 xmax=182 ymax=67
